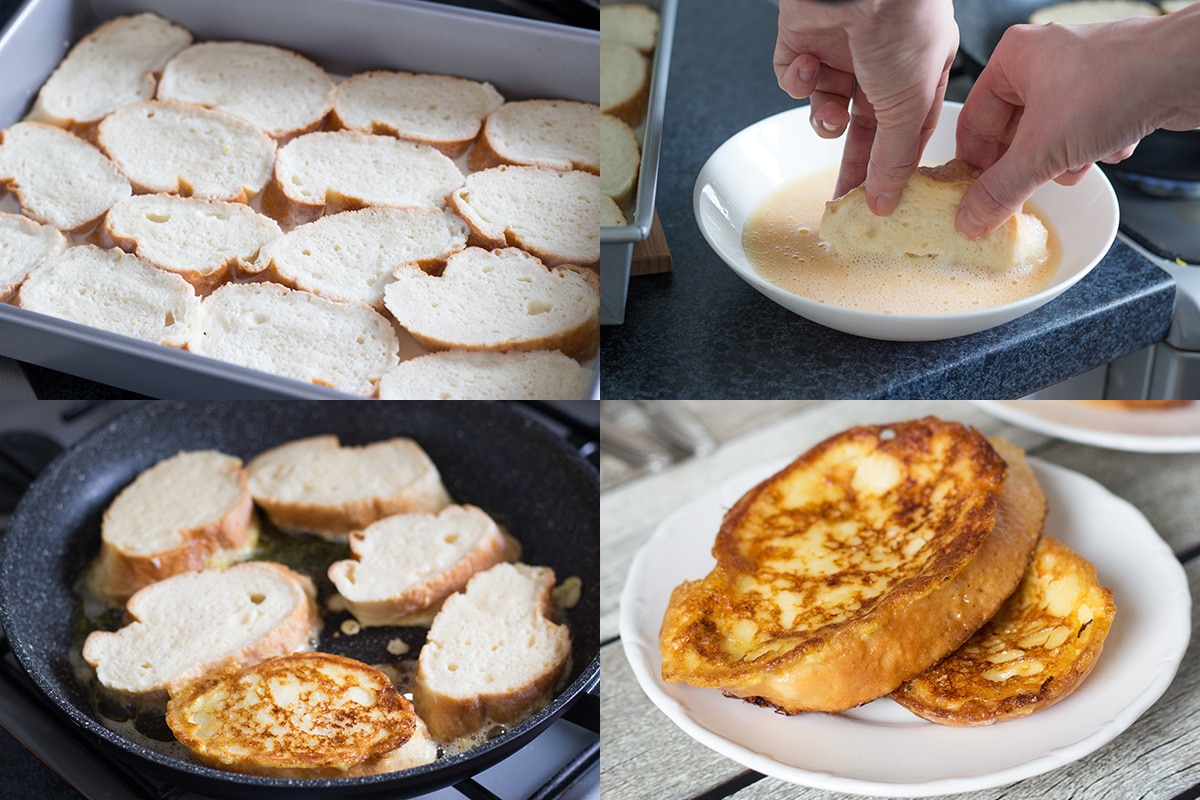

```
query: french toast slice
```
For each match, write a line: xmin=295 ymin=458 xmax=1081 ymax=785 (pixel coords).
xmin=892 ymin=536 xmax=1115 ymax=725
xmin=659 ymin=419 xmax=1046 ymax=713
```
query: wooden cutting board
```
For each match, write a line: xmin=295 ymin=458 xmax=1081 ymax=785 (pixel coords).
xmin=631 ymin=211 xmax=672 ymax=276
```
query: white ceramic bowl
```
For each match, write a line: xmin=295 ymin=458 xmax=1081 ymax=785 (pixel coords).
xmin=692 ymin=102 xmax=1119 ymax=341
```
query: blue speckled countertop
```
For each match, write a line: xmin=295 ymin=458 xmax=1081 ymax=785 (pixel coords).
xmin=600 ymin=0 xmax=1177 ymax=399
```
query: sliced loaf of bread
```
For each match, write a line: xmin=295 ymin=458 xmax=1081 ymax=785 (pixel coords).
xmin=600 ymin=113 xmax=640 ymax=206
xmin=27 ymin=12 xmax=193 ymax=130
xmin=0 ymin=122 xmax=132 ymax=231
xmin=97 ymin=101 xmax=277 ymax=202
xmin=600 ymin=39 xmax=649 ymax=127
xmin=329 ymin=504 xmax=521 ymax=627
xmin=600 ymin=3 xmax=661 ymax=53
xmin=449 ymin=166 xmax=600 ymax=268
xmin=86 ymin=450 xmax=255 ymax=605
xmin=246 ymin=434 xmax=452 ymax=538
xmin=377 ymin=349 xmax=593 ymax=400
xmin=189 ymin=282 xmax=399 ymax=397
xmin=413 ymin=562 xmax=572 ymax=741
xmin=383 ymin=247 xmax=600 ymax=361
xmin=156 ymin=41 xmax=336 ymax=141
xmin=469 ymin=100 xmax=600 ymax=173
xmin=331 ymin=70 xmax=504 ymax=157
xmin=81 ymin=561 xmax=320 ymax=701
xmin=0 ymin=212 xmax=67 ymax=300
xmin=16 ymin=245 xmax=199 ymax=347
xmin=251 ymin=207 xmax=467 ymax=308
xmin=103 ymin=193 xmax=282 ymax=292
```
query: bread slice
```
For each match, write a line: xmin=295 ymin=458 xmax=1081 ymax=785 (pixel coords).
xmin=892 ymin=536 xmax=1115 ymax=725
xmin=1029 ymin=1 xmax=1159 ymax=23
xmin=378 ymin=349 xmax=593 ymax=400
xmin=189 ymin=282 xmax=399 ymax=397
xmin=329 ymin=504 xmax=520 ymax=627
xmin=820 ymin=159 xmax=1050 ymax=273
xmin=264 ymin=131 xmax=464 ymax=227
xmin=82 ymin=562 xmax=319 ymax=701
xmin=0 ymin=122 xmax=132 ymax=231
xmin=383 ymin=247 xmax=600 ymax=361
xmin=167 ymin=652 xmax=434 ymax=777
xmin=156 ymin=41 xmax=336 ymax=141
xmin=27 ymin=12 xmax=193 ymax=130
xmin=659 ymin=419 xmax=1046 ymax=714
xmin=600 ymin=40 xmax=649 ymax=127
xmin=331 ymin=70 xmax=504 ymax=158
xmin=86 ymin=450 xmax=255 ymax=605
xmin=414 ymin=562 xmax=572 ymax=741
xmin=0 ymin=212 xmax=67 ymax=301
xmin=449 ymin=166 xmax=600 ymax=268
xmin=103 ymin=193 xmax=282 ymax=292
xmin=251 ymin=207 xmax=468 ymax=308
xmin=599 ymin=194 xmax=627 ymax=227
xmin=96 ymin=101 xmax=277 ymax=202
xmin=246 ymin=434 xmax=452 ymax=538
xmin=600 ymin=114 xmax=640 ymax=206
xmin=16 ymin=245 xmax=199 ymax=347
xmin=1163 ymin=0 xmax=1200 ymax=11
xmin=469 ymin=100 xmax=600 ymax=174
xmin=600 ymin=3 xmax=661 ymax=54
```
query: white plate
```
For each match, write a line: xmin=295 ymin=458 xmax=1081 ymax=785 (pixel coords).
xmin=976 ymin=400 xmax=1200 ymax=453
xmin=620 ymin=456 xmax=1190 ymax=797
xmin=692 ymin=102 xmax=1119 ymax=340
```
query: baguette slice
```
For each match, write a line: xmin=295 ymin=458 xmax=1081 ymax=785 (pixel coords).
xmin=97 ymin=101 xmax=277 ymax=202
xmin=600 ymin=3 xmax=661 ymax=54
xmin=0 ymin=122 xmax=132 ymax=231
xmin=0 ymin=212 xmax=67 ymax=301
xmin=27 ymin=12 xmax=193 ymax=130
xmin=600 ymin=39 xmax=649 ymax=127
xmin=378 ymin=349 xmax=593 ymax=400
xmin=414 ymin=563 xmax=572 ymax=741
xmin=599 ymin=195 xmax=627 ymax=227
xmin=103 ymin=193 xmax=282 ymax=292
xmin=600 ymin=114 xmax=640 ymax=206
xmin=81 ymin=562 xmax=320 ymax=701
xmin=16 ymin=245 xmax=199 ymax=347
xmin=384 ymin=247 xmax=600 ymax=361
xmin=189 ymin=282 xmax=399 ymax=397
xmin=329 ymin=504 xmax=521 ymax=627
xmin=469 ymin=100 xmax=600 ymax=174
xmin=156 ymin=41 xmax=336 ymax=141
xmin=1028 ymin=1 xmax=1159 ymax=23
xmin=251 ymin=207 xmax=467 ymax=308
xmin=86 ymin=450 xmax=256 ymax=605
xmin=449 ymin=166 xmax=600 ymax=268
xmin=246 ymin=434 xmax=452 ymax=538
xmin=331 ymin=70 xmax=504 ymax=157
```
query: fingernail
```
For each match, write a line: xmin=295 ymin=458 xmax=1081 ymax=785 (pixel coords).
xmin=797 ymin=63 xmax=816 ymax=84
xmin=812 ymin=116 xmax=838 ymax=135
xmin=874 ymin=191 xmax=899 ymax=215
xmin=957 ymin=206 xmax=986 ymax=240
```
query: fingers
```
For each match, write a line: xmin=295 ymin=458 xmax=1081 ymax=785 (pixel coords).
xmin=863 ymin=109 xmax=924 ymax=215
xmin=1052 ymin=165 xmax=1091 ymax=186
xmin=955 ymin=61 xmax=1020 ymax=172
xmin=776 ymin=52 xmax=820 ymax=99
xmin=835 ymin=84 xmax=875 ymax=197
xmin=1100 ymin=142 xmax=1138 ymax=164
xmin=956 ymin=147 xmax=1045 ymax=238
xmin=810 ymin=66 xmax=855 ymax=138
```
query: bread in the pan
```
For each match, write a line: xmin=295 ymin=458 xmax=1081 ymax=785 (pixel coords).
xmin=0 ymin=122 xmax=132 ymax=231
xmin=246 ymin=434 xmax=451 ymax=538
xmin=328 ymin=504 xmax=521 ymax=627
xmin=600 ymin=113 xmax=640 ymax=207
xmin=86 ymin=450 xmax=256 ymax=605
xmin=27 ymin=12 xmax=193 ymax=131
xmin=599 ymin=194 xmax=627 ymax=227
xmin=16 ymin=245 xmax=199 ymax=348
xmin=82 ymin=561 xmax=320 ymax=701
xmin=600 ymin=39 xmax=649 ymax=128
xmin=103 ymin=193 xmax=282 ymax=293
xmin=1028 ymin=1 xmax=1159 ymax=24
xmin=449 ymin=166 xmax=600 ymax=268
xmin=0 ymin=212 xmax=67 ymax=301
xmin=377 ymin=349 xmax=594 ymax=400
xmin=414 ymin=562 xmax=572 ymax=741
xmin=188 ymin=282 xmax=399 ymax=397
xmin=383 ymin=247 xmax=600 ymax=362
xmin=96 ymin=101 xmax=277 ymax=202
xmin=331 ymin=70 xmax=503 ymax=158
xmin=469 ymin=100 xmax=600 ymax=174
xmin=156 ymin=41 xmax=335 ymax=141
xmin=600 ymin=3 xmax=661 ymax=54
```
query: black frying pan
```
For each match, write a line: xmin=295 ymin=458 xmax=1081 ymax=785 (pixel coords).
xmin=0 ymin=401 xmax=598 ymax=799
xmin=954 ymin=0 xmax=1200 ymax=181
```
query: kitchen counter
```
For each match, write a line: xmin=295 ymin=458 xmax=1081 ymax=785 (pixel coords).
xmin=599 ymin=0 xmax=1177 ymax=399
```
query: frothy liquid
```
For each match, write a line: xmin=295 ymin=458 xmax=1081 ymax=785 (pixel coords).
xmin=742 ymin=168 xmax=1061 ymax=315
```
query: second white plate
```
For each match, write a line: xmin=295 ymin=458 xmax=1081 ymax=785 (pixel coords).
xmin=975 ymin=400 xmax=1200 ymax=452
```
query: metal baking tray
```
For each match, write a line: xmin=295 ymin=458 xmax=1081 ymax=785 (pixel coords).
xmin=0 ymin=0 xmax=600 ymax=398
xmin=598 ymin=0 xmax=676 ymax=325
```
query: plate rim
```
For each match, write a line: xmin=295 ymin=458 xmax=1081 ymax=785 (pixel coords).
xmin=974 ymin=400 xmax=1200 ymax=453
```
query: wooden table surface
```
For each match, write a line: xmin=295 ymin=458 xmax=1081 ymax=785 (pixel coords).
xmin=600 ymin=400 xmax=1200 ymax=800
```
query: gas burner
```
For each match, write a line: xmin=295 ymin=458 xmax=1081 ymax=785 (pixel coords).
xmin=1113 ymin=172 xmax=1200 ymax=200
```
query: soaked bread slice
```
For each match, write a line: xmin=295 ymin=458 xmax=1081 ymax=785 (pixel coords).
xmin=820 ymin=159 xmax=1049 ymax=273
xmin=659 ymin=419 xmax=1046 ymax=714
xmin=892 ymin=536 xmax=1115 ymax=725
xmin=0 ymin=213 xmax=66 ymax=300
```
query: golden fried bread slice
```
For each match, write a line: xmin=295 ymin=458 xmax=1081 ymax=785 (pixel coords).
xmin=659 ymin=419 xmax=1046 ymax=713
xmin=892 ymin=536 xmax=1115 ymax=725
xmin=167 ymin=652 xmax=435 ymax=777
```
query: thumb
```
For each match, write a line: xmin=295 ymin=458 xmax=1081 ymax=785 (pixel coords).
xmin=955 ymin=153 xmax=1042 ymax=239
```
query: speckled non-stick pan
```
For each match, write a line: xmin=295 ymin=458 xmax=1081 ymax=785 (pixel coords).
xmin=0 ymin=401 xmax=598 ymax=799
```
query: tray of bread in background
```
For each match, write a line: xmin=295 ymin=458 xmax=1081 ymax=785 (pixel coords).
xmin=0 ymin=0 xmax=600 ymax=398
xmin=599 ymin=0 xmax=677 ymax=325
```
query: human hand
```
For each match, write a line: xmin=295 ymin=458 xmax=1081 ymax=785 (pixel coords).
xmin=774 ymin=0 xmax=958 ymax=213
